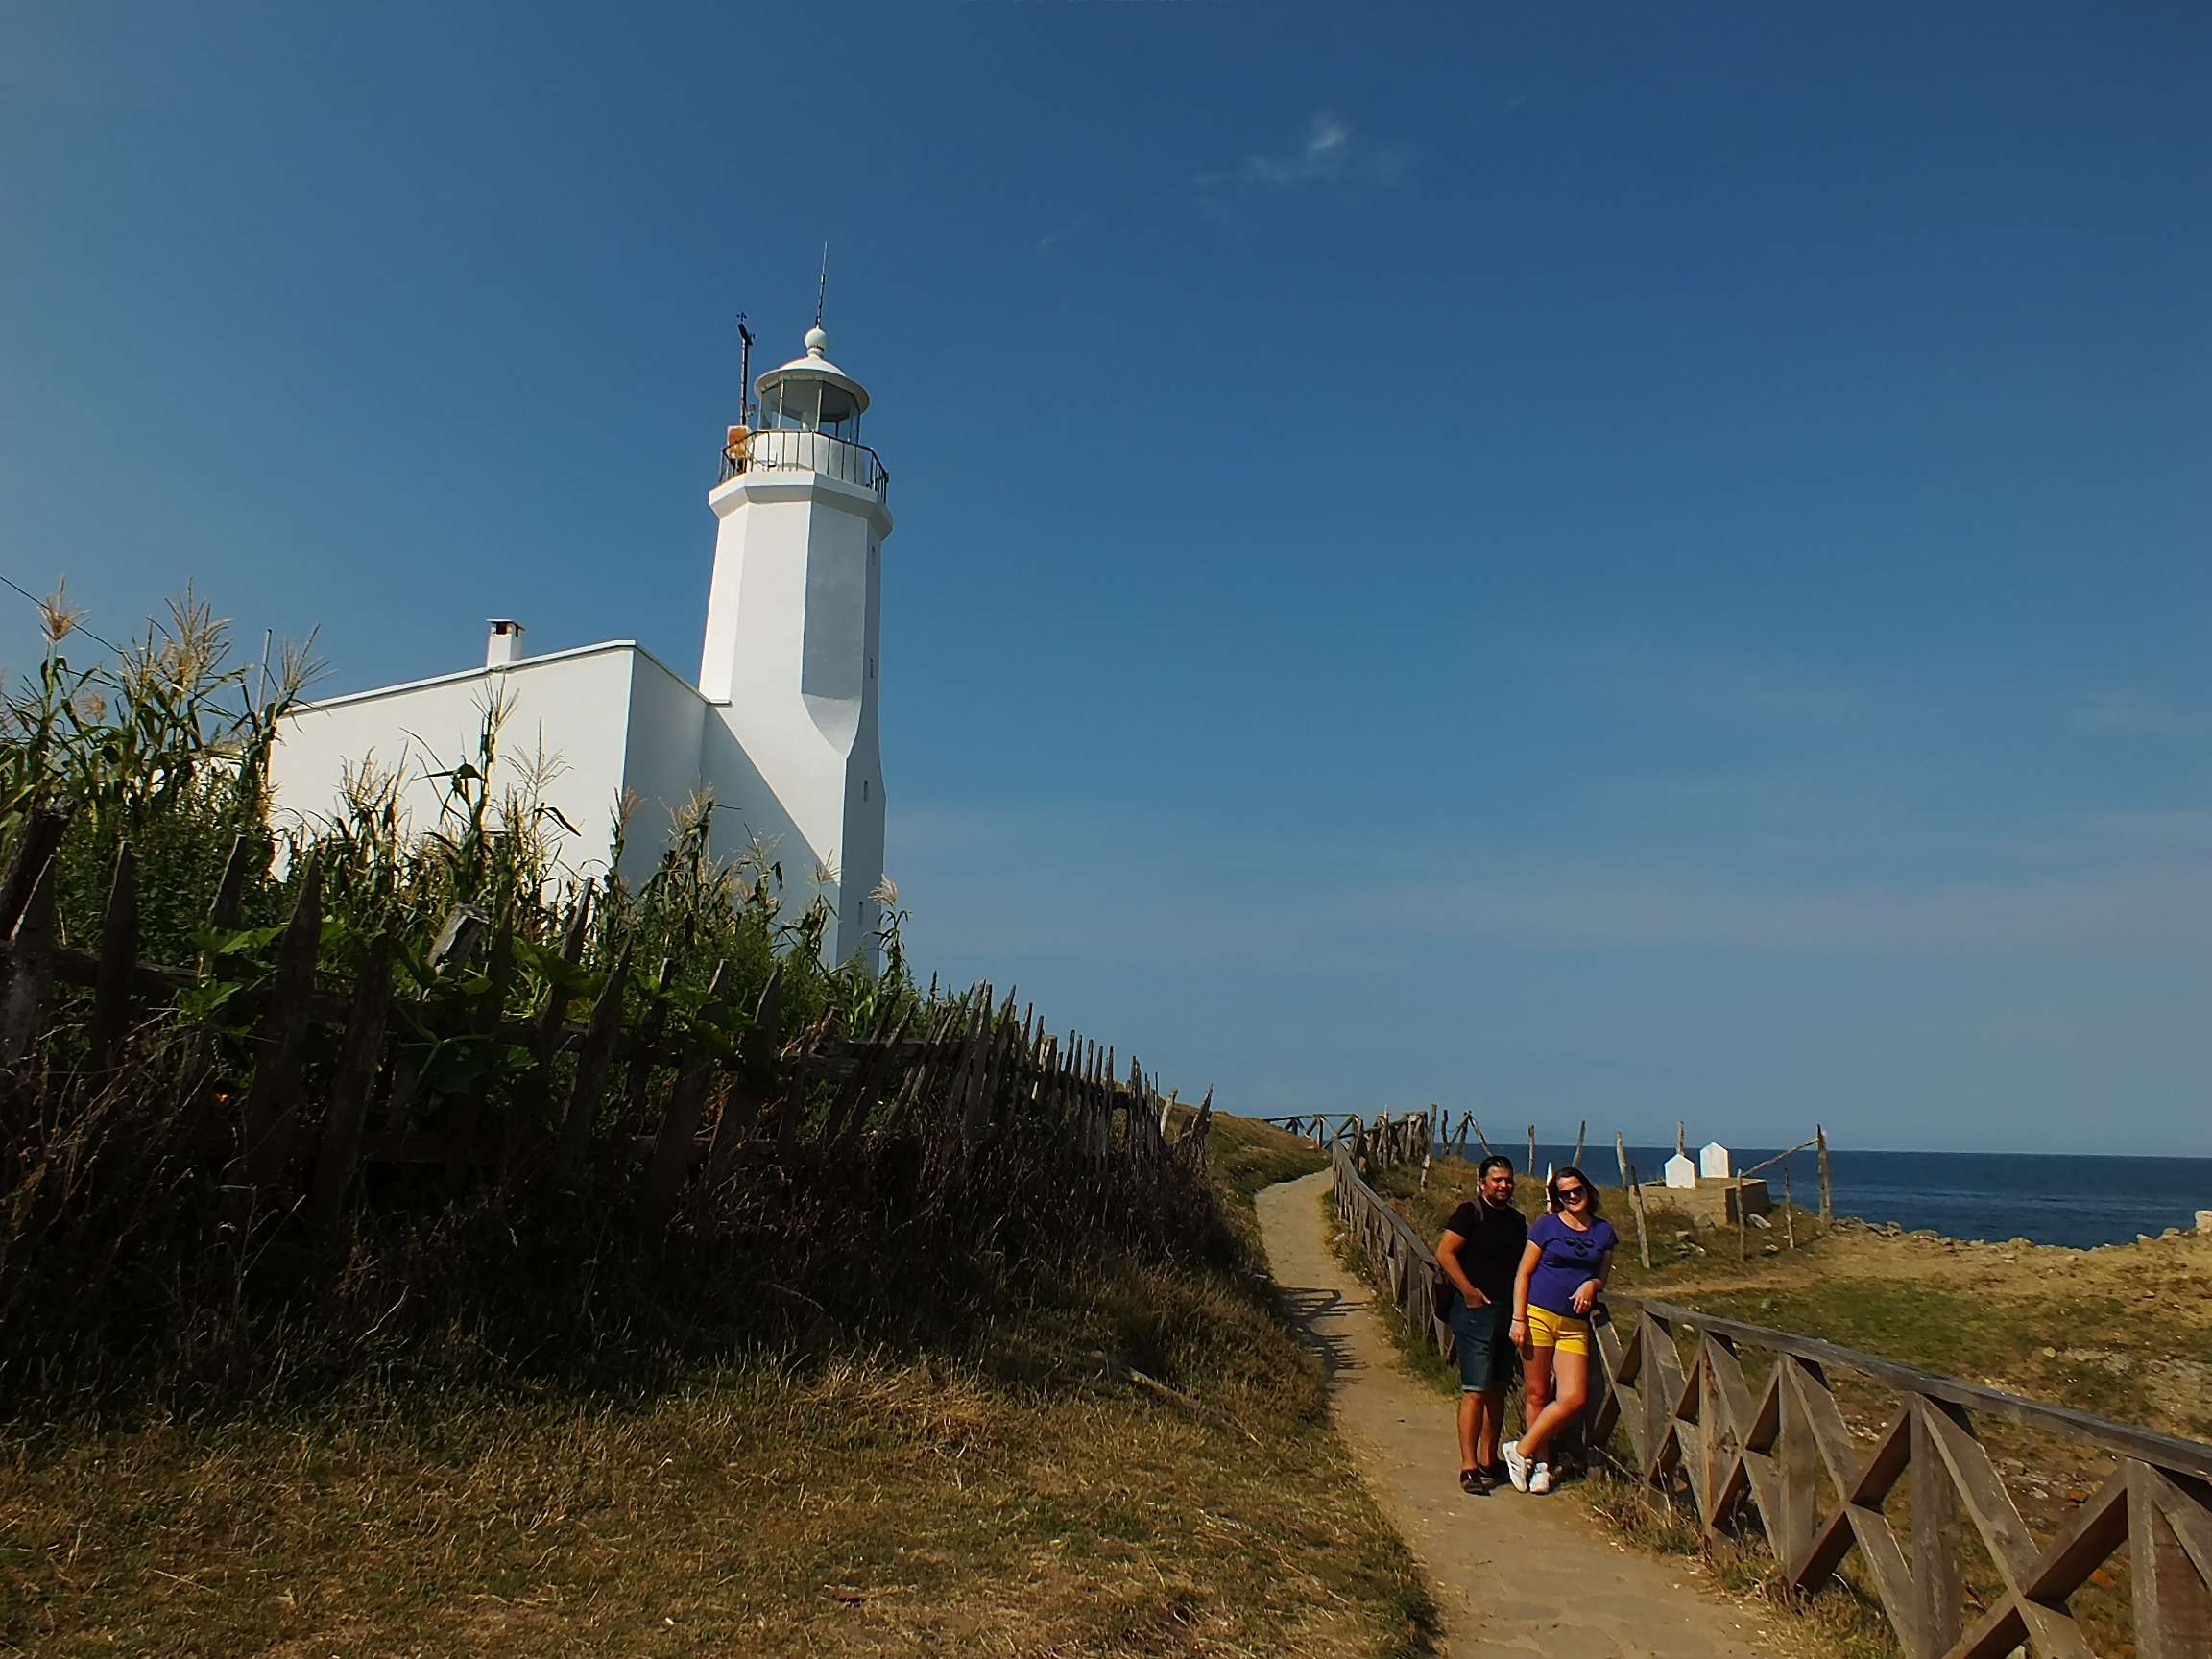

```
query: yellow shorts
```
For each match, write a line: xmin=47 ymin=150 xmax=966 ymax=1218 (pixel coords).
xmin=1525 ymin=1306 xmax=1591 ymax=1355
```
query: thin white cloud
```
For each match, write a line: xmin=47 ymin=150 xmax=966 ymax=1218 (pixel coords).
xmin=2068 ymin=687 xmax=2212 ymax=738
xmin=1250 ymin=112 xmax=1350 ymax=184
xmin=1367 ymin=806 xmax=2212 ymax=952
xmin=1036 ymin=215 xmax=1087 ymax=257
xmin=1551 ymin=870 xmax=2195 ymax=950
xmin=1196 ymin=112 xmax=1404 ymax=191
xmin=1569 ymin=645 xmax=1883 ymax=723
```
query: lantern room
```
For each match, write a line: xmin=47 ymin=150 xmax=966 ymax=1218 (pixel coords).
xmin=726 ymin=325 xmax=887 ymax=496
xmin=757 ymin=325 xmax=869 ymax=442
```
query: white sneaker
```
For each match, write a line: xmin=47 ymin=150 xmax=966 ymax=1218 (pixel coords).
xmin=1502 ymin=1440 xmax=1530 ymax=1492
xmin=1529 ymin=1462 xmax=1553 ymax=1495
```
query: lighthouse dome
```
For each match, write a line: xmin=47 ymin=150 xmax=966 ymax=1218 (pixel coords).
xmin=756 ymin=325 xmax=869 ymax=430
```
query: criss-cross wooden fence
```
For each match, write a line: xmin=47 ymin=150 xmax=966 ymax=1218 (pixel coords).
xmin=1331 ymin=1139 xmax=2212 ymax=1658
xmin=0 ymin=822 xmax=1212 ymax=1223
xmin=1255 ymin=1111 xmax=1426 ymax=1158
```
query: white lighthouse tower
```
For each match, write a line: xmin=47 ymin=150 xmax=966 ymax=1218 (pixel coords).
xmin=699 ymin=325 xmax=891 ymax=963
xmin=267 ymin=314 xmax=896 ymax=969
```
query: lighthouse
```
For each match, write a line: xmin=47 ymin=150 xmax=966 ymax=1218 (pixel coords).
xmin=267 ymin=318 xmax=896 ymax=969
xmin=699 ymin=325 xmax=892 ymax=961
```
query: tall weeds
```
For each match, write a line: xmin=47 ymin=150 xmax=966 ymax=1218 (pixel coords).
xmin=0 ymin=592 xmax=1230 ymax=1415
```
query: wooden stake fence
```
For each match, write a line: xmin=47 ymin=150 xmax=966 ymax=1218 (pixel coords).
xmin=1615 ymin=1130 xmax=1652 ymax=1270
xmin=0 ymin=824 xmax=1214 ymax=1226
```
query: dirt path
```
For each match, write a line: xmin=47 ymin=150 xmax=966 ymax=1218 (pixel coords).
xmin=1258 ymin=1169 xmax=1776 ymax=1658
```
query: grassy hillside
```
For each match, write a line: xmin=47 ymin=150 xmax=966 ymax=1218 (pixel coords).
xmin=1 ymin=1118 xmax=1435 ymax=1658
xmin=1191 ymin=1110 xmax=1330 ymax=1208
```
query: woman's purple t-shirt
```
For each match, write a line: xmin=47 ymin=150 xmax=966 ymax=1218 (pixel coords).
xmin=1526 ymin=1214 xmax=1618 ymax=1316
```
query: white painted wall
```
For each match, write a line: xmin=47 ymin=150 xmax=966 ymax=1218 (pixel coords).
xmin=271 ymin=644 xmax=655 ymax=884
xmin=1664 ymin=1152 xmax=1698 ymax=1190
xmin=271 ymin=639 xmax=869 ymax=954
xmin=1699 ymin=1142 xmax=1734 ymax=1180
xmin=618 ymin=652 xmax=709 ymax=885
xmin=696 ymin=714 xmax=814 ymax=917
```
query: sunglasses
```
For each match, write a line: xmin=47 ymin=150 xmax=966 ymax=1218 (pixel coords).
xmin=1555 ymin=1186 xmax=1589 ymax=1201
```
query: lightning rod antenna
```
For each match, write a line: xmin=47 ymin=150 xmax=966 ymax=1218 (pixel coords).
xmin=815 ymin=244 xmax=829 ymax=329
xmin=735 ymin=313 xmax=755 ymax=425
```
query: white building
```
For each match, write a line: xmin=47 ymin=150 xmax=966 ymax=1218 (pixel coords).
xmin=1698 ymin=1141 xmax=1733 ymax=1180
xmin=269 ymin=325 xmax=893 ymax=966
xmin=1663 ymin=1152 xmax=1698 ymax=1190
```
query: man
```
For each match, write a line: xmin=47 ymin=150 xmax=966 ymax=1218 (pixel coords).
xmin=1436 ymin=1155 xmax=1527 ymax=1494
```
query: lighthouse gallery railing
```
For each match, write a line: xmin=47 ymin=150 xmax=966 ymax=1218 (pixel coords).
xmin=720 ymin=427 xmax=889 ymax=496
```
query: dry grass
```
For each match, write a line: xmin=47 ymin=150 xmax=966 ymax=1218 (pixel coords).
xmin=1577 ymin=1468 xmax=1900 ymax=1659
xmin=1 ymin=1120 xmax=1437 ymax=1658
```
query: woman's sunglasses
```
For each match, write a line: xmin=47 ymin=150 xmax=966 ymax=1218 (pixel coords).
xmin=1555 ymin=1186 xmax=1589 ymax=1201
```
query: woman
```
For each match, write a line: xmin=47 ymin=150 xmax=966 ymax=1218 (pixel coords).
xmin=1502 ymin=1166 xmax=1617 ymax=1494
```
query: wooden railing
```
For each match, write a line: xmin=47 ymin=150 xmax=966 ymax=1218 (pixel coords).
xmin=1330 ymin=1141 xmax=2212 ymax=1658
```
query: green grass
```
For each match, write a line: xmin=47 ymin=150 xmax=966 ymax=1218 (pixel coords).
xmin=1202 ymin=1112 xmax=1329 ymax=1211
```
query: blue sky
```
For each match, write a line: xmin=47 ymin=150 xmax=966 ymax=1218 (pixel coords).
xmin=5 ymin=4 xmax=2209 ymax=1154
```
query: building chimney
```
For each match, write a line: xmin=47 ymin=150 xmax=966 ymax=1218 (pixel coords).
xmin=486 ymin=619 xmax=525 ymax=667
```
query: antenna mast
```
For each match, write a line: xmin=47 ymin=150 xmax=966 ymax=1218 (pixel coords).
xmin=736 ymin=313 xmax=755 ymax=425
xmin=815 ymin=243 xmax=829 ymax=329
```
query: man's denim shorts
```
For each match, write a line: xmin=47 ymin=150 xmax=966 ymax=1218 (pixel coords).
xmin=1447 ymin=1294 xmax=1507 ymax=1393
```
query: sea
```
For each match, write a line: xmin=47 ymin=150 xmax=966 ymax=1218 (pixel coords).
xmin=1376 ymin=1132 xmax=2212 ymax=1250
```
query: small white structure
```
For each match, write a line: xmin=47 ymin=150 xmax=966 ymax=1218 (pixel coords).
xmin=1699 ymin=1142 xmax=1733 ymax=1181
xmin=1664 ymin=1152 xmax=1698 ymax=1190
xmin=270 ymin=324 xmax=894 ymax=967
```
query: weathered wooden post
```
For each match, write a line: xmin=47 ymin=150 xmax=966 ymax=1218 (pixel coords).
xmin=1782 ymin=1165 xmax=1797 ymax=1249
xmin=1815 ymin=1124 xmax=1833 ymax=1224
xmin=238 ymin=854 xmax=325 ymax=1189
xmin=1911 ymin=1403 xmax=1965 ymax=1655
xmin=2129 ymin=1463 xmax=2212 ymax=1654
xmin=85 ymin=841 xmax=138 ymax=1070
xmin=0 ymin=845 xmax=58 ymax=1068
xmin=1617 ymin=1132 xmax=1652 ymax=1270
xmin=555 ymin=943 xmax=633 ymax=1182
xmin=0 ymin=804 xmax=71 ymax=936
xmin=643 ymin=960 xmax=733 ymax=1221
xmin=1527 ymin=1122 xmax=1536 ymax=1174
xmin=1572 ymin=1119 xmax=1586 ymax=1166
xmin=1772 ymin=1358 xmax=1821 ymax=1572
xmin=705 ymin=966 xmax=783 ymax=1184
xmin=310 ymin=934 xmax=395 ymax=1218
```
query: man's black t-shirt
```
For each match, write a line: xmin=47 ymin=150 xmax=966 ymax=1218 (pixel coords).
xmin=1441 ymin=1200 xmax=1529 ymax=1306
